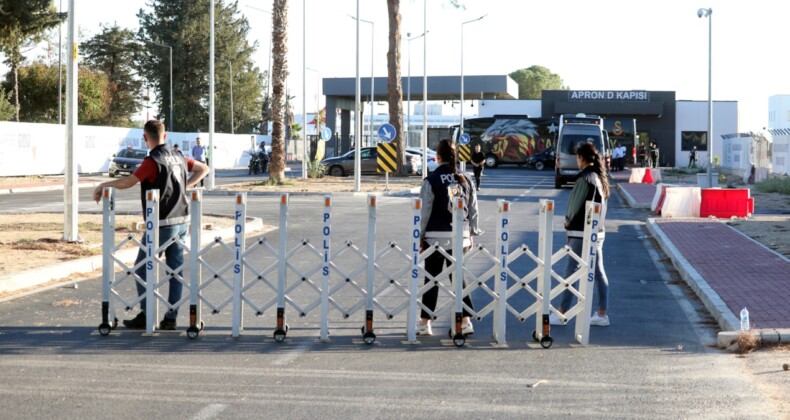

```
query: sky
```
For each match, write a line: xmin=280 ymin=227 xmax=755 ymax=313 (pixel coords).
xmin=28 ymin=0 xmax=790 ymax=131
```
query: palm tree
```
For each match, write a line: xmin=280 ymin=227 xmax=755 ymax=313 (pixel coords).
xmin=268 ymin=0 xmax=288 ymax=183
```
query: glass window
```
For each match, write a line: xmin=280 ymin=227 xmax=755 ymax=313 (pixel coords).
xmin=559 ymin=126 xmax=602 ymax=155
xmin=681 ymin=131 xmax=707 ymax=151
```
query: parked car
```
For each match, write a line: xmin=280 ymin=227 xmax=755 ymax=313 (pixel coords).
xmin=526 ymin=146 xmax=556 ymax=171
xmin=109 ymin=148 xmax=148 ymax=177
xmin=321 ymin=146 xmax=420 ymax=177
xmin=406 ymin=147 xmax=438 ymax=174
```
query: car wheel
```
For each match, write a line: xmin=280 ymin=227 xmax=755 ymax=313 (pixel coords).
xmin=109 ymin=172 xmax=116 ymax=178
xmin=329 ymin=165 xmax=345 ymax=177
xmin=484 ymin=155 xmax=499 ymax=169
xmin=535 ymin=161 xmax=545 ymax=171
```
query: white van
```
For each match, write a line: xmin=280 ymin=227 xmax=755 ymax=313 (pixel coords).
xmin=554 ymin=113 xmax=608 ymax=188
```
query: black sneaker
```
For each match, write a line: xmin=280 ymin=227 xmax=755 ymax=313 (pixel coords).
xmin=159 ymin=318 xmax=177 ymax=330
xmin=123 ymin=312 xmax=146 ymax=329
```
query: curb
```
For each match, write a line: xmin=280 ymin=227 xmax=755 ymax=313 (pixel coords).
xmin=205 ymin=185 xmax=418 ymax=198
xmin=0 ymin=181 xmax=102 ymax=195
xmin=615 ymin=183 xmax=651 ymax=209
xmin=0 ymin=217 xmax=267 ymax=302
xmin=645 ymin=218 xmax=740 ymax=332
xmin=717 ymin=329 xmax=790 ymax=349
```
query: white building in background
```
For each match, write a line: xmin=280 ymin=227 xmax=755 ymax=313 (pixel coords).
xmin=768 ymin=95 xmax=790 ymax=129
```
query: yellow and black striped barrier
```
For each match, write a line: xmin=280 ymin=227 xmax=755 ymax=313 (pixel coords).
xmin=377 ymin=142 xmax=398 ymax=173
xmin=457 ymin=144 xmax=471 ymax=163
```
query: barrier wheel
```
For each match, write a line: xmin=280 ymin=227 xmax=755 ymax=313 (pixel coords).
xmin=111 ymin=317 xmax=118 ymax=330
xmin=98 ymin=323 xmax=111 ymax=336
xmin=273 ymin=329 xmax=287 ymax=342
xmin=186 ymin=326 xmax=200 ymax=339
xmin=531 ymin=330 xmax=539 ymax=342
xmin=199 ymin=321 xmax=205 ymax=331
xmin=362 ymin=331 xmax=376 ymax=345
xmin=452 ymin=333 xmax=466 ymax=347
xmin=540 ymin=336 xmax=554 ymax=349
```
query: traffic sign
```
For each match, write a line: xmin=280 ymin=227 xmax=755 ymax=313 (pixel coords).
xmin=377 ymin=143 xmax=398 ymax=173
xmin=458 ymin=144 xmax=471 ymax=163
xmin=378 ymin=123 xmax=396 ymax=142
xmin=459 ymin=133 xmax=470 ymax=145
xmin=320 ymin=127 xmax=332 ymax=141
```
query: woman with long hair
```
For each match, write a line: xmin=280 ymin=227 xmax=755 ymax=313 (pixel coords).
xmin=416 ymin=139 xmax=482 ymax=336
xmin=550 ymin=141 xmax=611 ymax=326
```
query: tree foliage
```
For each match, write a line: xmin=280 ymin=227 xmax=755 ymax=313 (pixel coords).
xmin=137 ymin=0 xmax=264 ymax=133
xmin=80 ymin=24 xmax=143 ymax=126
xmin=0 ymin=86 xmax=14 ymax=120
xmin=0 ymin=0 xmax=64 ymax=120
xmin=508 ymin=65 xmax=566 ymax=99
xmin=1 ymin=62 xmax=111 ymax=124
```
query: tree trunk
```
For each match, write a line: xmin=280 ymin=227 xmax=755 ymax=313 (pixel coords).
xmin=12 ymin=62 xmax=20 ymax=122
xmin=268 ymin=0 xmax=289 ymax=183
xmin=386 ymin=0 xmax=406 ymax=176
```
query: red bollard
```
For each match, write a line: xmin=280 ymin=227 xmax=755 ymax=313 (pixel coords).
xmin=642 ymin=168 xmax=654 ymax=184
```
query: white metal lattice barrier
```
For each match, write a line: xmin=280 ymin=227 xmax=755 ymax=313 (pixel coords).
xmin=98 ymin=188 xmax=602 ymax=347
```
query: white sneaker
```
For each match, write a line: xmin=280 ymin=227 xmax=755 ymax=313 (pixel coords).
xmin=416 ymin=322 xmax=433 ymax=336
xmin=461 ymin=322 xmax=474 ymax=336
xmin=549 ymin=312 xmax=566 ymax=326
xmin=590 ymin=313 xmax=610 ymax=327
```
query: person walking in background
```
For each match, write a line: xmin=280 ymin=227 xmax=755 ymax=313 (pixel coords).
xmin=647 ymin=141 xmax=656 ymax=168
xmin=651 ymin=141 xmax=660 ymax=168
xmin=618 ymin=143 xmax=627 ymax=171
xmin=172 ymin=144 xmax=184 ymax=156
xmin=417 ymin=139 xmax=482 ymax=336
xmin=92 ymin=120 xmax=208 ymax=330
xmin=688 ymin=145 xmax=697 ymax=169
xmin=191 ymin=137 xmax=206 ymax=186
xmin=470 ymin=143 xmax=485 ymax=190
xmin=550 ymin=142 xmax=611 ymax=327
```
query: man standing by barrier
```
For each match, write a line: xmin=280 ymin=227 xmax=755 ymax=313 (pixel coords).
xmin=191 ymin=136 xmax=207 ymax=187
xmin=92 ymin=120 xmax=208 ymax=330
xmin=470 ymin=143 xmax=485 ymax=190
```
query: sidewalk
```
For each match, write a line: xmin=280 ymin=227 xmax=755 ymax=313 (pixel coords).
xmin=614 ymin=167 xmax=790 ymax=336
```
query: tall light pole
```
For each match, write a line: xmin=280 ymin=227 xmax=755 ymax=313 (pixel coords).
xmin=698 ymin=7 xmax=713 ymax=187
xmin=422 ymin=0 xmax=428 ymax=179
xmin=407 ymin=31 xmax=427 ymax=148
xmin=306 ymin=65 xmax=320 ymax=164
xmin=246 ymin=5 xmax=272 ymax=134
xmin=353 ymin=1 xmax=362 ymax=191
xmin=209 ymin=0 xmax=215 ymax=189
xmin=57 ymin=0 xmax=63 ymax=125
xmin=302 ymin=0 xmax=307 ymax=179
xmin=63 ymin=0 xmax=78 ymax=241
xmin=349 ymin=15 xmax=374 ymax=149
xmin=460 ymin=15 xmax=487 ymax=139
xmin=145 ymin=40 xmax=173 ymax=132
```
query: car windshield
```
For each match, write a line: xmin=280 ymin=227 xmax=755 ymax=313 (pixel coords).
xmin=118 ymin=149 xmax=147 ymax=159
xmin=560 ymin=127 xmax=602 ymax=155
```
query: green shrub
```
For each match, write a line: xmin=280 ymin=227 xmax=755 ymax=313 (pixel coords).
xmin=755 ymin=177 xmax=790 ymax=195
xmin=307 ymin=160 xmax=325 ymax=179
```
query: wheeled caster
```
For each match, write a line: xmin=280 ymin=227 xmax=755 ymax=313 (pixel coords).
xmin=111 ymin=317 xmax=118 ymax=330
xmin=186 ymin=321 xmax=204 ymax=339
xmin=540 ymin=336 xmax=554 ymax=349
xmin=98 ymin=323 xmax=111 ymax=336
xmin=362 ymin=331 xmax=376 ymax=345
xmin=452 ymin=333 xmax=466 ymax=348
xmin=273 ymin=329 xmax=286 ymax=342
xmin=531 ymin=330 xmax=539 ymax=342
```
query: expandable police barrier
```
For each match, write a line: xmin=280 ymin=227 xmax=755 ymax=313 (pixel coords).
xmin=98 ymin=187 xmax=601 ymax=347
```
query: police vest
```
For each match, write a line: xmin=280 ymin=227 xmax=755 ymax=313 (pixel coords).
xmin=425 ymin=164 xmax=471 ymax=235
xmin=140 ymin=145 xmax=190 ymax=226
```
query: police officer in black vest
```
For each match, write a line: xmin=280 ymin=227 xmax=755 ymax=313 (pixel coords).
xmin=416 ymin=139 xmax=482 ymax=336
xmin=93 ymin=120 xmax=209 ymax=330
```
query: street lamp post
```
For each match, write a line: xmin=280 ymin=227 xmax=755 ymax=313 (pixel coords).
xmin=349 ymin=15 xmax=374 ymax=149
xmin=407 ymin=31 xmax=427 ymax=149
xmin=302 ymin=0 xmax=307 ymax=179
xmin=460 ymin=14 xmax=486 ymax=172
xmin=422 ymin=0 xmax=428 ymax=180
xmin=306 ymin=66 xmax=320 ymax=166
xmin=698 ymin=7 xmax=713 ymax=187
xmin=146 ymin=40 xmax=173 ymax=132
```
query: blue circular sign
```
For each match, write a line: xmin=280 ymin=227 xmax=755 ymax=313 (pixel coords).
xmin=459 ymin=133 xmax=470 ymax=145
xmin=320 ymin=127 xmax=332 ymax=141
xmin=378 ymin=123 xmax=397 ymax=142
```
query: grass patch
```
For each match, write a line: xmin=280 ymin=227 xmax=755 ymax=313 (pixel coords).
xmin=755 ymin=177 xmax=790 ymax=195
xmin=306 ymin=160 xmax=326 ymax=179
xmin=662 ymin=167 xmax=708 ymax=177
xmin=258 ymin=177 xmax=296 ymax=187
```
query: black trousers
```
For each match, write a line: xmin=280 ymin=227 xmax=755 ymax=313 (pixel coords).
xmin=420 ymin=247 xmax=474 ymax=319
xmin=473 ymin=167 xmax=482 ymax=189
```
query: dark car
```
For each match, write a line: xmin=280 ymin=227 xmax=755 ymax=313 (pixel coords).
xmin=109 ymin=148 xmax=148 ymax=177
xmin=321 ymin=146 xmax=420 ymax=177
xmin=526 ymin=146 xmax=555 ymax=171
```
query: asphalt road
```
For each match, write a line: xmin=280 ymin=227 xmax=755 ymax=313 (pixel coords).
xmin=0 ymin=167 xmax=785 ymax=418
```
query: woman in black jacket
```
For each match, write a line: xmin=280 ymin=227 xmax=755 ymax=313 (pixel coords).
xmin=550 ymin=142 xmax=611 ymax=327
xmin=416 ymin=139 xmax=482 ymax=336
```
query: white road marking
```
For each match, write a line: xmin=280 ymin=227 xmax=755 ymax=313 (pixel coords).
xmin=191 ymin=403 xmax=228 ymax=420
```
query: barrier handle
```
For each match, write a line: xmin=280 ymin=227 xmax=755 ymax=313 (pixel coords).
xmin=493 ymin=199 xmax=509 ymax=344
xmin=407 ymin=198 xmax=421 ymax=342
xmin=145 ymin=189 xmax=160 ymax=333
xmin=232 ymin=193 xmax=247 ymax=337
xmin=320 ymin=195 xmax=332 ymax=341
xmin=101 ymin=187 xmax=115 ymax=327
